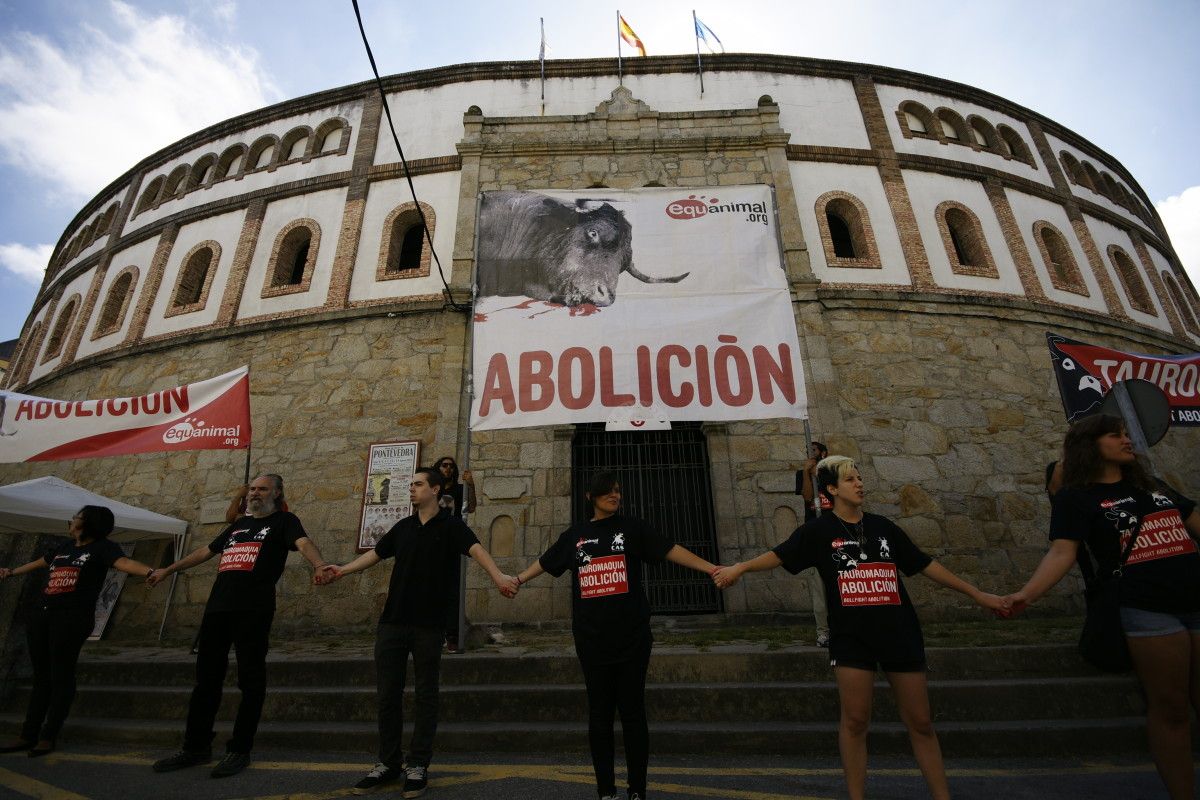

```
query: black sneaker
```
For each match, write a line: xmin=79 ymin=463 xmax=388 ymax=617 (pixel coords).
xmin=402 ymin=765 xmax=428 ymax=797
xmin=354 ymin=763 xmax=403 ymax=794
xmin=210 ymin=751 xmax=251 ymax=778
xmin=628 ymin=793 xmax=644 ymax=800
xmin=152 ymin=749 xmax=211 ymax=772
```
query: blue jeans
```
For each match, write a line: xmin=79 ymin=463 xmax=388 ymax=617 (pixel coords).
xmin=375 ymin=623 xmax=443 ymax=769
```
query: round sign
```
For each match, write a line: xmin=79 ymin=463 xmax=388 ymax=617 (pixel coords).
xmin=1098 ymin=378 xmax=1171 ymax=447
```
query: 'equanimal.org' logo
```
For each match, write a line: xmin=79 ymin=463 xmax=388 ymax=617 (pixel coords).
xmin=665 ymin=194 xmax=770 ymax=226
xmin=162 ymin=417 xmax=243 ymax=446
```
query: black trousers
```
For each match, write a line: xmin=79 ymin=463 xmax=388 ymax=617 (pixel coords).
xmin=21 ymin=606 xmax=94 ymax=743
xmin=375 ymin=623 xmax=443 ymax=769
xmin=580 ymin=646 xmax=652 ymax=798
xmin=183 ymin=607 xmax=274 ymax=754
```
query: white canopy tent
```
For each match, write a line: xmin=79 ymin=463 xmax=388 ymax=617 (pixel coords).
xmin=0 ymin=476 xmax=189 ymax=638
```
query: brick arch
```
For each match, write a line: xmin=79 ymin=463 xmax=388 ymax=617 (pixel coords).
xmin=997 ymin=125 xmax=1032 ymax=165
xmin=161 ymin=164 xmax=191 ymax=201
xmin=135 ymin=174 xmax=165 ymax=215
xmin=966 ymin=115 xmax=999 ymax=150
xmin=264 ymin=219 xmax=321 ymax=296
xmin=9 ymin=320 xmax=43 ymax=388
xmin=187 ymin=153 xmax=217 ymax=190
xmin=247 ymin=134 xmax=280 ymax=172
xmin=1059 ymin=151 xmax=1083 ymax=185
xmin=41 ymin=293 xmax=81 ymax=363
xmin=897 ymin=100 xmax=935 ymax=138
xmin=313 ymin=116 xmax=351 ymax=155
xmin=1033 ymin=221 xmax=1087 ymax=295
xmin=279 ymin=126 xmax=313 ymax=163
xmin=92 ymin=265 xmax=140 ymax=338
xmin=1106 ymin=245 xmax=1154 ymax=315
xmin=1162 ymin=272 xmax=1200 ymax=334
xmin=168 ymin=241 xmax=222 ymax=315
xmin=934 ymin=201 xmax=997 ymax=278
xmin=214 ymin=144 xmax=247 ymax=181
xmin=377 ymin=202 xmax=436 ymax=281
xmin=814 ymin=191 xmax=880 ymax=269
xmin=933 ymin=107 xmax=969 ymax=143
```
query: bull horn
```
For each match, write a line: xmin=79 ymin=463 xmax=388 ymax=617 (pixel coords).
xmin=625 ymin=265 xmax=690 ymax=284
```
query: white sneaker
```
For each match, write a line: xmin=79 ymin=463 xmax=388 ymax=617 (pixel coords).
xmin=402 ymin=765 xmax=428 ymax=798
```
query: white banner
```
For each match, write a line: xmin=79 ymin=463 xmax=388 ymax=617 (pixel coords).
xmin=470 ymin=186 xmax=807 ymax=430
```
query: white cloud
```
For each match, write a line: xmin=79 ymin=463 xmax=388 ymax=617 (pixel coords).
xmin=1156 ymin=186 xmax=1200 ymax=289
xmin=212 ymin=2 xmax=238 ymax=25
xmin=0 ymin=0 xmax=277 ymax=201
xmin=0 ymin=243 xmax=52 ymax=284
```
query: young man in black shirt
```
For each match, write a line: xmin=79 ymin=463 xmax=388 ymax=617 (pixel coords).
xmin=319 ymin=466 xmax=515 ymax=798
xmin=148 ymin=474 xmax=329 ymax=778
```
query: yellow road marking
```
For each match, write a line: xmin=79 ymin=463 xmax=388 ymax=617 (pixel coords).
xmin=0 ymin=766 xmax=91 ymax=799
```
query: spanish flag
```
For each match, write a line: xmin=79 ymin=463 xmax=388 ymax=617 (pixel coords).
xmin=619 ymin=15 xmax=646 ymax=56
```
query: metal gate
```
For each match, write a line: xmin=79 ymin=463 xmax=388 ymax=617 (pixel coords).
xmin=571 ymin=422 xmax=722 ymax=615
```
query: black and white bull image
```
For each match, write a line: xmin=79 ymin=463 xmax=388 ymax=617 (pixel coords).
xmin=476 ymin=191 xmax=689 ymax=307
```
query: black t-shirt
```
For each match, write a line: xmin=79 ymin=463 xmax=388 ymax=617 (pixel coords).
xmin=374 ymin=508 xmax=480 ymax=627
xmin=1050 ymin=480 xmax=1200 ymax=613
xmin=205 ymin=510 xmax=307 ymax=613
xmin=773 ymin=513 xmax=932 ymax=663
xmin=539 ymin=515 xmax=673 ymax=665
xmin=41 ymin=538 xmax=125 ymax=611
xmin=441 ymin=483 xmax=465 ymax=517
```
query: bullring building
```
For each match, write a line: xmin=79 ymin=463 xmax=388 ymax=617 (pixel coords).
xmin=2 ymin=53 xmax=1198 ymax=635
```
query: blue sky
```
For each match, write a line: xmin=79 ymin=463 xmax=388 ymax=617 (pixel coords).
xmin=1 ymin=0 xmax=1198 ymax=342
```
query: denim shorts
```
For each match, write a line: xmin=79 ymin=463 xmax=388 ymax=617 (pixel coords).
xmin=1119 ymin=606 xmax=1200 ymax=637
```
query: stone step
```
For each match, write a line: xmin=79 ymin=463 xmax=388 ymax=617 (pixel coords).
xmin=68 ymin=643 xmax=1099 ymax=687
xmin=13 ymin=675 xmax=1145 ymax=725
xmin=0 ymin=712 xmax=1150 ymax=757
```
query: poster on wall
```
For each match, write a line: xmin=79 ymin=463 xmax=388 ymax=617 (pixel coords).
xmin=0 ymin=366 xmax=251 ymax=463
xmin=469 ymin=186 xmax=808 ymax=431
xmin=357 ymin=440 xmax=420 ymax=551
xmin=1047 ymin=332 xmax=1200 ymax=425
xmin=89 ymin=542 xmax=130 ymax=641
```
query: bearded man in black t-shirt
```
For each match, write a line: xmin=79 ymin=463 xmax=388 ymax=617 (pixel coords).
xmin=148 ymin=474 xmax=329 ymax=779
xmin=318 ymin=466 xmax=516 ymax=798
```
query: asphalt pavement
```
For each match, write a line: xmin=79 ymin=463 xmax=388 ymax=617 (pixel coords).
xmin=0 ymin=744 xmax=1173 ymax=799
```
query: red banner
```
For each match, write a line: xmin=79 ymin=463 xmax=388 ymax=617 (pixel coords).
xmin=0 ymin=367 xmax=250 ymax=463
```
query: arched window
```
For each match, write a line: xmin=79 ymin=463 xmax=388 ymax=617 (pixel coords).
xmin=967 ymin=116 xmax=998 ymax=150
xmin=378 ymin=203 xmax=436 ymax=280
xmin=1100 ymin=173 xmax=1121 ymax=201
xmin=247 ymin=136 xmax=279 ymax=171
xmin=935 ymin=108 xmax=968 ymax=143
xmin=162 ymin=165 xmax=190 ymax=200
xmin=170 ymin=242 xmax=220 ymax=310
xmin=1082 ymin=162 xmax=1103 ymax=194
xmin=315 ymin=118 xmax=349 ymax=154
xmin=1034 ymin=221 xmax=1087 ymax=295
xmin=187 ymin=154 xmax=216 ymax=191
xmin=997 ymin=125 xmax=1031 ymax=164
xmin=1059 ymin=151 xmax=1082 ymax=185
xmin=12 ymin=321 xmax=43 ymax=384
xmin=135 ymin=175 xmax=165 ymax=215
xmin=898 ymin=101 xmax=934 ymax=137
xmin=93 ymin=267 xmax=138 ymax=337
xmin=42 ymin=295 xmax=80 ymax=363
xmin=97 ymin=203 xmax=119 ymax=238
xmin=265 ymin=219 xmax=321 ymax=295
xmin=935 ymin=202 xmax=997 ymax=277
xmin=815 ymin=192 xmax=880 ymax=268
xmin=1107 ymin=246 xmax=1153 ymax=315
xmin=279 ymin=127 xmax=312 ymax=162
xmin=1162 ymin=272 xmax=1200 ymax=334
xmin=213 ymin=144 xmax=246 ymax=181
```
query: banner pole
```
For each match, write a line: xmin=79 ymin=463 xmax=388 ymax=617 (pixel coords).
xmin=617 ymin=11 xmax=623 ymax=86
xmin=456 ymin=192 xmax=484 ymax=654
xmin=694 ymin=10 xmax=704 ymax=96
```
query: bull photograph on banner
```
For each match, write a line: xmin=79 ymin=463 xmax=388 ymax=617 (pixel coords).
xmin=1047 ymin=332 xmax=1200 ymax=425
xmin=470 ymin=186 xmax=807 ymax=430
xmin=0 ymin=366 xmax=251 ymax=462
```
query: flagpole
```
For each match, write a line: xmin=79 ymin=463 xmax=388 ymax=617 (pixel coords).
xmin=693 ymin=10 xmax=704 ymax=96
xmin=616 ymin=10 xmax=623 ymax=86
xmin=539 ymin=17 xmax=546 ymax=116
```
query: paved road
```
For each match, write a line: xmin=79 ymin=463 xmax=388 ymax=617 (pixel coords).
xmin=0 ymin=745 xmax=1170 ymax=799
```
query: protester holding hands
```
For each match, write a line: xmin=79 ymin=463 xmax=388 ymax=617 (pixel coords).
xmin=315 ymin=466 xmax=514 ymax=797
xmin=714 ymin=456 xmax=1006 ymax=800
xmin=504 ymin=471 xmax=717 ymax=800
xmin=1004 ymin=415 xmax=1200 ymax=800
xmin=0 ymin=505 xmax=156 ymax=757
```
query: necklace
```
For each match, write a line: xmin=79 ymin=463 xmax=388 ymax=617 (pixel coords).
xmin=834 ymin=514 xmax=865 ymax=545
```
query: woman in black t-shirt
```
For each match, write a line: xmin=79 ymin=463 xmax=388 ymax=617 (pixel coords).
xmin=507 ymin=471 xmax=718 ymax=800
xmin=715 ymin=456 xmax=1006 ymax=800
xmin=1007 ymin=415 xmax=1200 ymax=800
xmin=0 ymin=505 xmax=155 ymax=757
